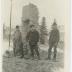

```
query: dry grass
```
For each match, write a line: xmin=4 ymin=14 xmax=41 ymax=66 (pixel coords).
xmin=2 ymin=50 xmax=64 ymax=72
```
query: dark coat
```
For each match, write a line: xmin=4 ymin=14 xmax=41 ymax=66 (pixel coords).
xmin=49 ymin=29 xmax=60 ymax=45
xmin=13 ymin=30 xmax=23 ymax=55
xmin=26 ymin=30 xmax=39 ymax=45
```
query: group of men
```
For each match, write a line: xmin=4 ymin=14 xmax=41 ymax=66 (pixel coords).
xmin=13 ymin=19 xmax=60 ymax=61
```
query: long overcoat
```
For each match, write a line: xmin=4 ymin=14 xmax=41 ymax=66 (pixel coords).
xmin=13 ymin=29 xmax=23 ymax=55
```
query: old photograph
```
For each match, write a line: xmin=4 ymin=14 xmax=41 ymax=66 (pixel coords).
xmin=2 ymin=0 xmax=69 ymax=72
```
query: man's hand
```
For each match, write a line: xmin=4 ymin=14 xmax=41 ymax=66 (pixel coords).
xmin=55 ymin=42 xmax=58 ymax=46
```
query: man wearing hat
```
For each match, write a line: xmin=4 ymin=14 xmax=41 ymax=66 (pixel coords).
xmin=48 ymin=19 xmax=60 ymax=60
xmin=26 ymin=25 xmax=40 ymax=60
xmin=13 ymin=25 xmax=24 ymax=58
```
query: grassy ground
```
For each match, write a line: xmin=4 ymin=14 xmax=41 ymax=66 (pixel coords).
xmin=2 ymin=49 xmax=64 ymax=72
xmin=3 ymin=40 xmax=64 ymax=72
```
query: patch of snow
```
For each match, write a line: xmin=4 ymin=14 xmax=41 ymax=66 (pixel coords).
xmin=39 ymin=44 xmax=64 ymax=53
xmin=3 ymin=40 xmax=64 ymax=55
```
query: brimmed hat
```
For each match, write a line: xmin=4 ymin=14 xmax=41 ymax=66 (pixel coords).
xmin=16 ymin=25 xmax=19 ymax=28
xmin=24 ymin=19 xmax=30 ymax=24
xmin=30 ymin=25 xmax=35 ymax=28
xmin=52 ymin=23 xmax=57 ymax=26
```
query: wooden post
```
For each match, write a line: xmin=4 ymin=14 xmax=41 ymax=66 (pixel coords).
xmin=9 ymin=0 xmax=12 ymax=48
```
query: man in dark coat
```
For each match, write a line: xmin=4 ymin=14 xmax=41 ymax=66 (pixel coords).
xmin=13 ymin=25 xmax=24 ymax=58
xmin=48 ymin=19 xmax=60 ymax=60
xmin=26 ymin=25 xmax=40 ymax=60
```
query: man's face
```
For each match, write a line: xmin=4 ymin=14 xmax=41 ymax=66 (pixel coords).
xmin=52 ymin=25 xmax=57 ymax=29
xmin=31 ymin=26 xmax=35 ymax=31
xmin=16 ymin=28 xmax=19 ymax=31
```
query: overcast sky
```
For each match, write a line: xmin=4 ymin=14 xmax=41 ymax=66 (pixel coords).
xmin=2 ymin=0 xmax=69 ymax=28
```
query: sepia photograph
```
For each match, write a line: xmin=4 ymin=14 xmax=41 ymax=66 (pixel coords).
xmin=2 ymin=0 xmax=70 ymax=72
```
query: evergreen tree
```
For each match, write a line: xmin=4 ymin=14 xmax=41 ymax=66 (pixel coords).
xmin=40 ymin=17 xmax=48 ymax=44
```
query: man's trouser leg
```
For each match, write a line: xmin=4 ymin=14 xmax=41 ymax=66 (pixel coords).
xmin=34 ymin=45 xmax=40 ymax=59
xmin=13 ymin=48 xmax=16 ymax=56
xmin=13 ymin=43 xmax=16 ymax=57
xmin=20 ymin=47 xmax=24 ymax=58
xmin=20 ymin=43 xmax=24 ymax=58
xmin=48 ymin=45 xmax=53 ymax=60
xmin=53 ymin=45 xmax=57 ymax=60
xmin=30 ymin=45 xmax=34 ymax=58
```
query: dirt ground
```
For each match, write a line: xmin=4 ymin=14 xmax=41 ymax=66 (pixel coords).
xmin=2 ymin=49 xmax=64 ymax=72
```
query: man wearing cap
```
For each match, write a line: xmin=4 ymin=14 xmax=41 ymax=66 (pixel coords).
xmin=13 ymin=25 xmax=24 ymax=58
xmin=26 ymin=25 xmax=40 ymax=60
xmin=48 ymin=19 xmax=60 ymax=60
